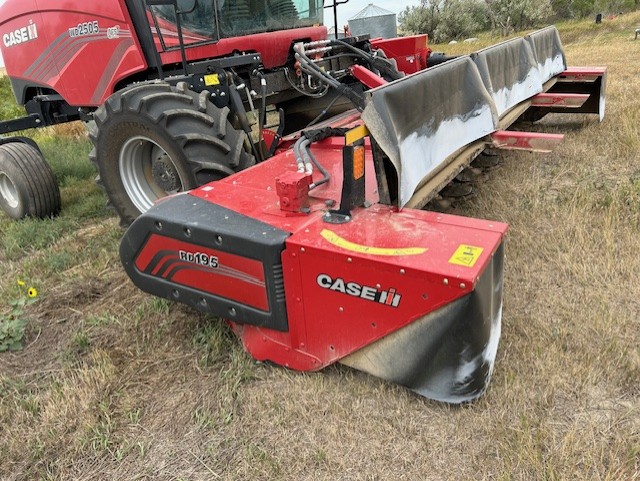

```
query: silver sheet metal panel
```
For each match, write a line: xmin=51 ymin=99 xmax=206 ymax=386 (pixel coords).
xmin=361 ymin=26 xmax=568 ymax=208
xmin=362 ymin=56 xmax=498 ymax=207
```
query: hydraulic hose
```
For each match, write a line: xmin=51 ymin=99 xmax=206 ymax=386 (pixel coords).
xmin=284 ymin=67 xmax=329 ymax=98
xmin=293 ymin=127 xmax=350 ymax=191
xmin=293 ymin=44 xmax=364 ymax=109
xmin=306 ymin=94 xmax=344 ymax=128
xmin=293 ymin=137 xmax=311 ymax=173
xmin=296 ymin=57 xmax=364 ymax=110
xmin=329 ymin=38 xmax=404 ymax=81
xmin=305 ymin=144 xmax=330 ymax=190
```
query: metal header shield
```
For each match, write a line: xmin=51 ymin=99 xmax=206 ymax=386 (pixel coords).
xmin=361 ymin=27 xmax=569 ymax=208
xmin=526 ymin=26 xmax=567 ymax=83
xmin=362 ymin=56 xmax=499 ymax=208
xmin=471 ymin=36 xmax=543 ymax=117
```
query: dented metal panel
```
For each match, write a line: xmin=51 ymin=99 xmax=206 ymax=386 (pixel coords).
xmin=471 ymin=36 xmax=543 ymax=117
xmin=362 ymin=56 xmax=498 ymax=208
xmin=526 ymin=26 xmax=567 ymax=83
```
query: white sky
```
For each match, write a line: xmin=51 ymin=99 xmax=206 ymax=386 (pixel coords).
xmin=0 ymin=1 xmax=422 ymax=67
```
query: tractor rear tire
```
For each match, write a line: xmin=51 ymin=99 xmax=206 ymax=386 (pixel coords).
xmin=0 ymin=142 xmax=61 ymax=220
xmin=89 ymin=82 xmax=254 ymax=225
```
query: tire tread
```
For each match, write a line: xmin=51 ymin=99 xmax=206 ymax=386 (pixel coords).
xmin=0 ymin=142 xmax=61 ymax=219
xmin=90 ymin=82 xmax=255 ymax=224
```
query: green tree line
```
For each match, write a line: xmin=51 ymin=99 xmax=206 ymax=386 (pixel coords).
xmin=399 ymin=0 xmax=639 ymax=42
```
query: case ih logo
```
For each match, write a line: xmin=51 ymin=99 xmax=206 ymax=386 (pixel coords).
xmin=179 ymin=250 xmax=219 ymax=268
xmin=3 ymin=21 xmax=38 ymax=48
xmin=317 ymin=274 xmax=402 ymax=308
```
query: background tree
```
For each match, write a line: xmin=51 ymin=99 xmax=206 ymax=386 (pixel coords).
xmin=398 ymin=0 xmax=441 ymax=38
xmin=485 ymin=0 xmax=553 ymax=34
xmin=398 ymin=0 xmax=639 ymax=41
xmin=398 ymin=0 xmax=489 ymax=42
xmin=550 ymin=0 xmax=573 ymax=18
xmin=434 ymin=0 xmax=490 ymax=41
xmin=551 ymin=0 xmax=637 ymax=18
xmin=595 ymin=0 xmax=637 ymax=12
xmin=569 ymin=0 xmax=597 ymax=17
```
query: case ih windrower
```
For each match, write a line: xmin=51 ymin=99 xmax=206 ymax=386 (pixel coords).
xmin=0 ymin=1 xmax=606 ymax=402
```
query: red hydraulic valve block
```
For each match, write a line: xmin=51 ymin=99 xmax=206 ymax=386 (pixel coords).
xmin=275 ymin=171 xmax=312 ymax=213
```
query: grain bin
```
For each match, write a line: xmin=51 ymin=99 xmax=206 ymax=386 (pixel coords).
xmin=348 ymin=3 xmax=397 ymax=39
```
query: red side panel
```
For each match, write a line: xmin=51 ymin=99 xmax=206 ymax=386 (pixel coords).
xmin=0 ymin=0 xmax=147 ymax=105
xmin=1 ymin=0 xmax=47 ymax=97
xmin=135 ymin=234 xmax=269 ymax=311
xmin=371 ymin=35 xmax=430 ymax=74
xmin=261 ymin=205 xmax=506 ymax=370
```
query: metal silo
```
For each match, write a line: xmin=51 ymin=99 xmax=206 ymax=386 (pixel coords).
xmin=328 ymin=26 xmax=346 ymax=40
xmin=348 ymin=4 xmax=397 ymax=39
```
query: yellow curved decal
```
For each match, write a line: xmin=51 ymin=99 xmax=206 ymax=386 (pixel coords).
xmin=320 ymin=229 xmax=427 ymax=257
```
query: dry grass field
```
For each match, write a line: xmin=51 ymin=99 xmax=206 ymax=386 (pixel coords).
xmin=1 ymin=14 xmax=639 ymax=481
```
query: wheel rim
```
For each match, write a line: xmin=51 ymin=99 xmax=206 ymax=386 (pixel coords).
xmin=119 ymin=136 xmax=186 ymax=213
xmin=0 ymin=172 xmax=19 ymax=209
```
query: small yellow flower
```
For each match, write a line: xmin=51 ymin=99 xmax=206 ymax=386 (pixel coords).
xmin=27 ymin=287 xmax=38 ymax=298
xmin=17 ymin=280 xmax=25 ymax=286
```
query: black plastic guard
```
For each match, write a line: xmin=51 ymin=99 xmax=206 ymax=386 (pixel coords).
xmin=120 ymin=193 xmax=291 ymax=331
xmin=341 ymin=242 xmax=505 ymax=403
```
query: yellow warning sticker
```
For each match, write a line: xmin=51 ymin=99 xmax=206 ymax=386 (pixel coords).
xmin=321 ymin=229 xmax=427 ymax=257
xmin=449 ymin=244 xmax=484 ymax=268
xmin=204 ymin=74 xmax=220 ymax=86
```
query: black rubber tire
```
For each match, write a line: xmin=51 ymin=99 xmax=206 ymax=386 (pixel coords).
xmin=89 ymin=81 xmax=254 ymax=225
xmin=0 ymin=141 xmax=61 ymax=220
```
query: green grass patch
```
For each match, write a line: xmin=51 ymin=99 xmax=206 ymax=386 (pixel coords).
xmin=35 ymin=131 xmax=95 ymax=186
xmin=41 ymin=248 xmax=76 ymax=273
xmin=0 ymin=76 xmax=25 ymax=121
xmin=0 ymin=216 xmax=76 ymax=261
xmin=0 ymin=283 xmax=38 ymax=352
xmin=62 ymin=185 xmax=111 ymax=220
xmin=192 ymin=320 xmax=239 ymax=368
